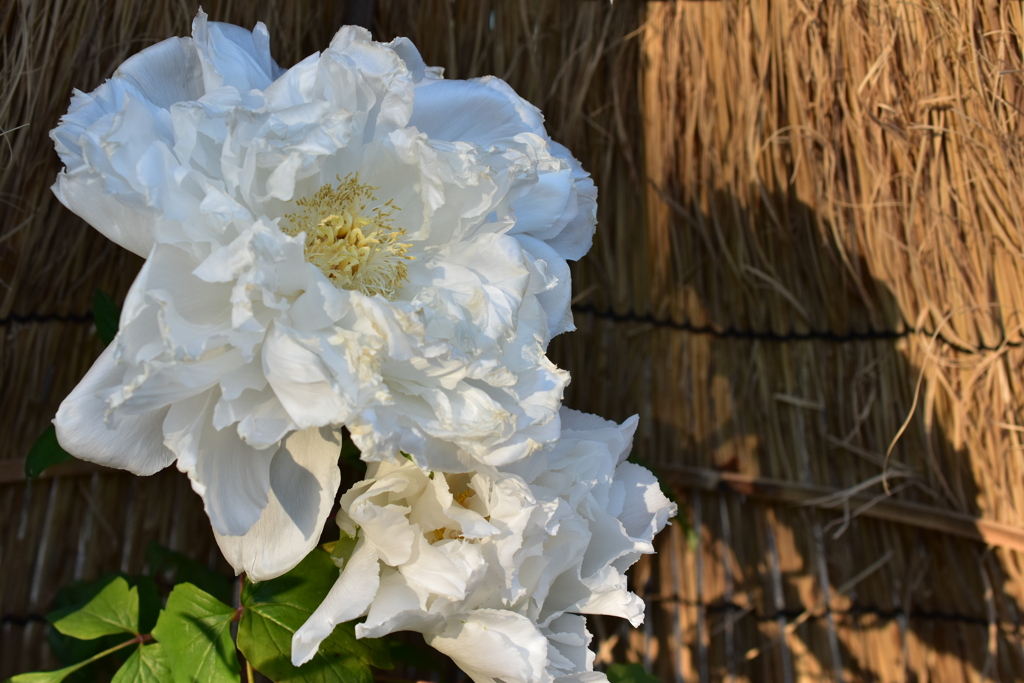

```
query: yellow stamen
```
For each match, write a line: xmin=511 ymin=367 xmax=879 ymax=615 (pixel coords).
xmin=427 ymin=527 xmax=464 ymax=543
xmin=283 ymin=174 xmax=413 ymax=299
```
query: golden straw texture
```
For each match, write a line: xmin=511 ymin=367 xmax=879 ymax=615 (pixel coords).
xmin=553 ymin=1 xmax=1024 ymax=680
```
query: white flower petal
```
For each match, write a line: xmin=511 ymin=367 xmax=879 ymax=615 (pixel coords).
xmin=399 ymin=537 xmax=485 ymax=600
xmin=573 ymin=565 xmax=645 ymax=627
xmin=51 ymin=171 xmax=156 ymax=258
xmin=262 ymin=322 xmax=357 ymax=428
xmin=291 ymin=537 xmax=380 ymax=666
xmin=425 ymin=609 xmax=552 ymax=683
xmin=386 ymin=36 xmax=432 ymax=83
xmin=544 ymin=614 xmax=594 ymax=677
xmin=356 ymin=568 xmax=443 ymax=639
xmin=517 ymin=235 xmax=574 ymax=338
xmin=192 ymin=11 xmax=281 ymax=92
xmin=554 ymin=675 xmax=607 ymax=683
xmin=411 ymin=76 xmax=596 ymax=265
xmin=54 ymin=345 xmax=174 ymax=475
xmin=411 ymin=78 xmax=546 ymax=147
xmin=614 ymin=462 xmax=676 ymax=545
xmin=113 ymin=36 xmax=204 ymax=108
xmin=162 ymin=389 xmax=274 ymax=536
xmin=326 ymin=26 xmax=415 ymax=137
xmin=214 ymin=426 xmax=342 ymax=581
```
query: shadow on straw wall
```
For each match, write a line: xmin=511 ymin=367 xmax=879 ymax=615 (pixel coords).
xmin=553 ymin=187 xmax=1024 ymax=681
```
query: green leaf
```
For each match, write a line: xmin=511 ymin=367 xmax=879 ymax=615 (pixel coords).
xmin=327 ymin=532 xmax=358 ymax=569
xmin=47 ymin=575 xmax=160 ymax=682
xmin=145 ymin=542 xmax=233 ymax=604
xmin=112 ymin=644 xmax=172 ymax=683
xmin=606 ymin=662 xmax=660 ymax=683
xmin=238 ymin=548 xmax=391 ymax=683
xmin=6 ymin=660 xmax=92 ymax=683
xmin=151 ymin=583 xmax=238 ymax=683
xmin=51 ymin=577 xmax=139 ymax=640
xmin=24 ymin=425 xmax=75 ymax=479
xmin=10 ymin=632 xmax=145 ymax=683
xmin=93 ymin=289 xmax=120 ymax=346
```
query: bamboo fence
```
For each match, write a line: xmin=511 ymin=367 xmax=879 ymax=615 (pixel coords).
xmin=3 ymin=0 xmax=1024 ymax=680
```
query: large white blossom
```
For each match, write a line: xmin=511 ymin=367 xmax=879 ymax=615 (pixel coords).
xmin=51 ymin=13 xmax=596 ymax=580
xmin=291 ymin=408 xmax=677 ymax=682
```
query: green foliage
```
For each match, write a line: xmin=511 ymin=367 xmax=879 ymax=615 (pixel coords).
xmin=6 ymin=661 xmax=93 ymax=683
xmin=16 ymin=548 xmax=398 ymax=683
xmin=327 ymin=533 xmax=358 ymax=569
xmin=51 ymin=578 xmax=139 ymax=640
xmin=151 ymin=584 xmax=238 ymax=683
xmin=47 ymin=575 xmax=160 ymax=682
xmin=92 ymin=290 xmax=120 ymax=346
xmin=110 ymin=644 xmax=170 ymax=683
xmin=145 ymin=542 xmax=232 ymax=605
xmin=237 ymin=548 xmax=391 ymax=683
xmin=606 ymin=662 xmax=660 ymax=683
xmin=24 ymin=425 xmax=75 ymax=479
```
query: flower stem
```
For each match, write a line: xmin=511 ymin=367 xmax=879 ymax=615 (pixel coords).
xmin=54 ymin=632 xmax=153 ymax=678
xmin=88 ymin=633 xmax=152 ymax=661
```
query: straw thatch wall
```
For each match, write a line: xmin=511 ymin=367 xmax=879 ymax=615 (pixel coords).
xmin=3 ymin=0 xmax=1024 ymax=680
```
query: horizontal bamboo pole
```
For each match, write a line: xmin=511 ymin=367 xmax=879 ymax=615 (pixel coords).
xmin=662 ymin=464 xmax=1024 ymax=553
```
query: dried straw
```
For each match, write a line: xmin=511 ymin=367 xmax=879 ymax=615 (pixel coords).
xmin=560 ymin=0 xmax=1024 ymax=679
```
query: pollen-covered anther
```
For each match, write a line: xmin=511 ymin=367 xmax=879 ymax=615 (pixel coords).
xmin=284 ymin=174 xmax=413 ymax=299
xmin=427 ymin=527 xmax=464 ymax=543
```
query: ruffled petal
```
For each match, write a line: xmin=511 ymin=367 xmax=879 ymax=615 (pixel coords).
xmin=544 ymin=614 xmax=595 ymax=677
xmin=614 ymin=462 xmax=676 ymax=545
xmin=425 ymin=609 xmax=552 ymax=683
xmin=411 ymin=77 xmax=546 ymax=146
xmin=113 ymin=36 xmax=204 ymax=108
xmin=192 ymin=10 xmax=282 ymax=92
xmin=54 ymin=345 xmax=174 ymax=475
xmin=356 ymin=568 xmax=444 ymax=639
xmin=165 ymin=392 xmax=275 ymax=536
xmin=326 ymin=26 xmax=415 ymax=137
xmin=291 ymin=537 xmax=381 ymax=666
xmin=214 ymin=426 xmax=342 ymax=581
xmin=554 ymin=674 xmax=608 ymax=683
xmin=51 ymin=171 xmax=156 ymax=258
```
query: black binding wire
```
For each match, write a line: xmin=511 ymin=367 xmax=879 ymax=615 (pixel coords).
xmin=570 ymin=303 xmax=1023 ymax=354
xmin=0 ymin=311 xmax=94 ymax=325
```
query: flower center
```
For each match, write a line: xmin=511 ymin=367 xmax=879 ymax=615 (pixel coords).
xmin=425 ymin=485 xmax=477 ymax=544
xmin=283 ymin=174 xmax=413 ymax=299
xmin=427 ymin=527 xmax=464 ymax=543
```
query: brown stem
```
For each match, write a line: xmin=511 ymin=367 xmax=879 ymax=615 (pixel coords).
xmin=233 ymin=572 xmax=247 ymax=622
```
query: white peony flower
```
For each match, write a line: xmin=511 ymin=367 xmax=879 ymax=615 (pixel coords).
xmin=292 ymin=408 xmax=677 ymax=682
xmin=51 ymin=13 xmax=595 ymax=580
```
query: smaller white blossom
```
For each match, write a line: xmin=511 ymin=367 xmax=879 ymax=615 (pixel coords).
xmin=292 ymin=408 xmax=677 ymax=682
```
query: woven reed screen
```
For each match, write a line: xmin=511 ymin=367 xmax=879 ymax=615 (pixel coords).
xmin=3 ymin=0 xmax=1024 ymax=680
